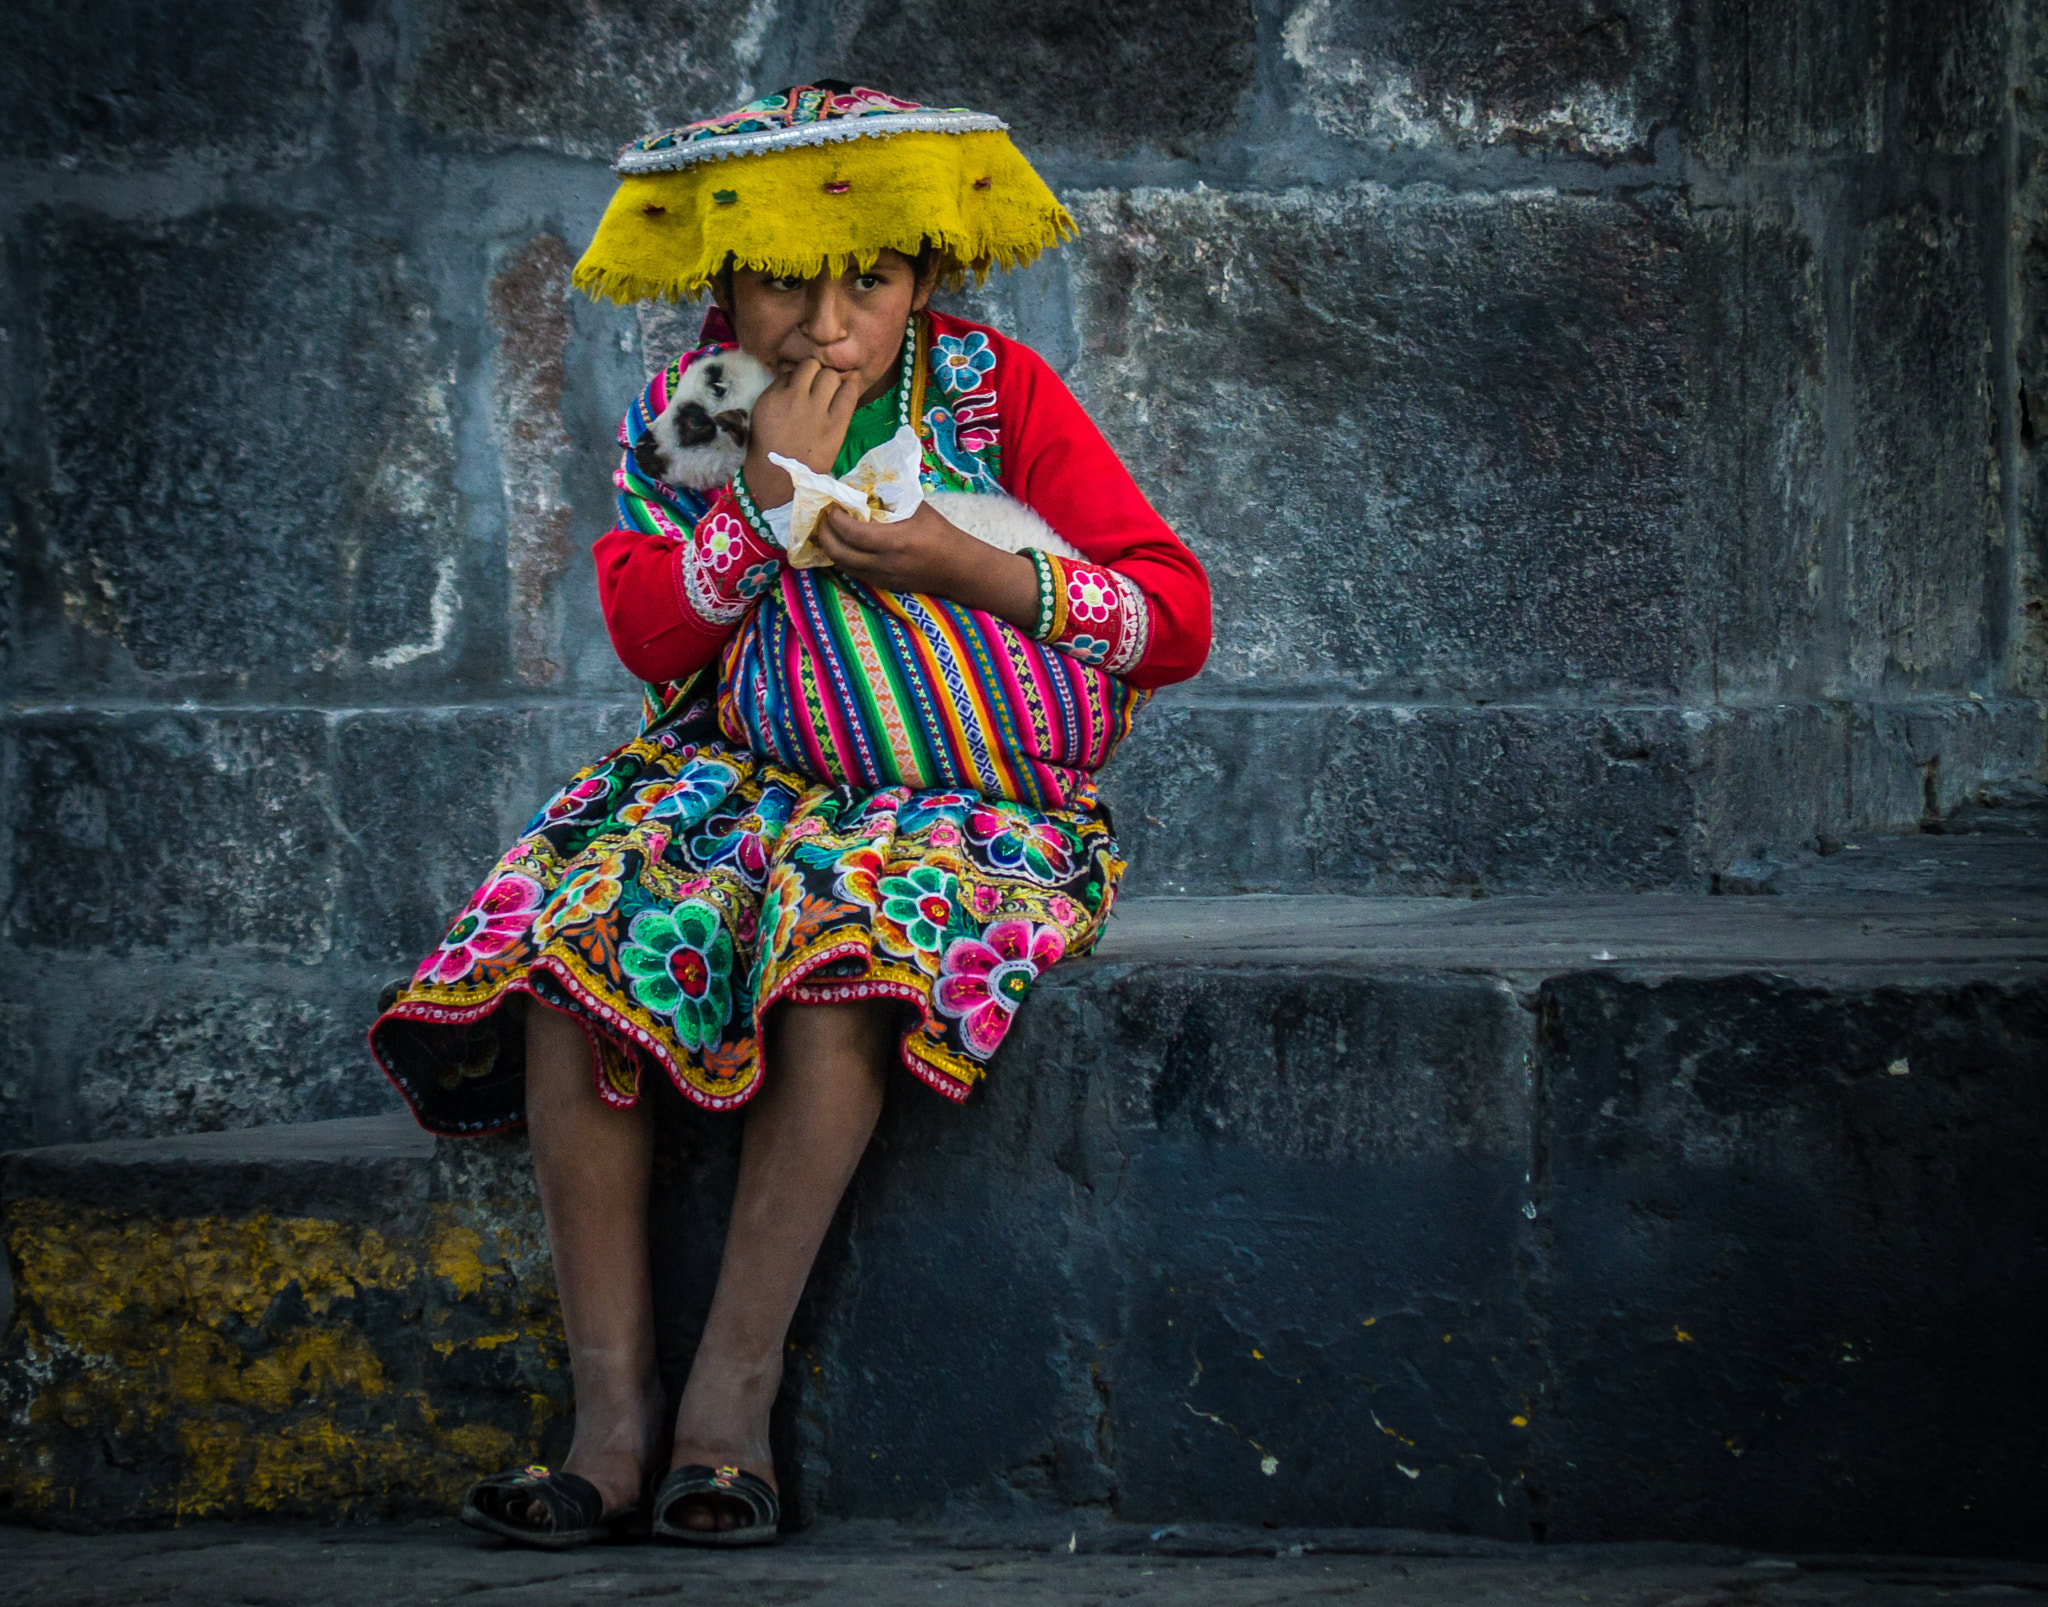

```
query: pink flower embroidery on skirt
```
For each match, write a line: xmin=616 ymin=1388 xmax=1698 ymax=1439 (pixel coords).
xmin=416 ymin=871 xmax=545 ymax=984
xmin=933 ymin=919 xmax=1066 ymax=1059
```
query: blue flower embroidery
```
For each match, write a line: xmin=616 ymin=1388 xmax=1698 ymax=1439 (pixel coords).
xmin=737 ymin=560 xmax=780 ymax=598
xmin=932 ymin=332 xmax=996 ymax=397
xmin=1064 ymin=634 xmax=1112 ymax=666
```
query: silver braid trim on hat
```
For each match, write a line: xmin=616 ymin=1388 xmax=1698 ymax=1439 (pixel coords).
xmin=614 ymin=110 xmax=1010 ymax=174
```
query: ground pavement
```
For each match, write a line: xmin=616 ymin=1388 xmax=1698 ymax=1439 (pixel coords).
xmin=5 ymin=1520 xmax=2046 ymax=1606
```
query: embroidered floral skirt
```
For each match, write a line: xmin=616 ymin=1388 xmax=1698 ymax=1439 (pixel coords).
xmin=369 ymin=694 xmax=1123 ymax=1134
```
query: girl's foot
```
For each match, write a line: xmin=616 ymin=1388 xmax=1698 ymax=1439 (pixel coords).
xmin=548 ymin=1447 xmax=651 ymax=1522
xmin=664 ymin=1438 xmax=779 ymax=1531
xmin=526 ymin=1373 xmax=667 ymax=1526
xmin=667 ymin=1354 xmax=780 ymax=1531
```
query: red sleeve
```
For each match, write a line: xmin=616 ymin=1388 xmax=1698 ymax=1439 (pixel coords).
xmin=594 ymin=484 xmax=783 ymax=684
xmin=989 ymin=328 xmax=1212 ymax=689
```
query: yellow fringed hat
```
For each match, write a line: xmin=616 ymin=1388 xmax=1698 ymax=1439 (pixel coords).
xmin=573 ymin=81 xmax=1076 ymax=305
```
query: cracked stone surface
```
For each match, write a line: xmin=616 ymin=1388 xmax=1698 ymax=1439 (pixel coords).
xmin=3 ymin=1522 xmax=2044 ymax=1606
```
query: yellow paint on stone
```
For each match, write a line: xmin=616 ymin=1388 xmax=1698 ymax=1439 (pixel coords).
xmin=11 ymin=1203 xmax=420 ymax=1339
xmin=431 ymin=1331 xmax=525 ymax=1357
xmin=0 ymin=1197 xmax=566 ymax=1519
xmin=171 ymin=1409 xmax=519 ymax=1517
xmin=426 ymin=1216 xmax=489 ymax=1298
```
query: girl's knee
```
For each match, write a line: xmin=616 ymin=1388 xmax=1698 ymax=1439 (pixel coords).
xmin=525 ymin=997 xmax=598 ymax=1085
xmin=766 ymin=997 xmax=896 ymax=1069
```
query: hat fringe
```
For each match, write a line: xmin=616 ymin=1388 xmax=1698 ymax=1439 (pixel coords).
xmin=573 ymin=128 xmax=1076 ymax=305
xmin=571 ymin=220 xmax=1075 ymax=306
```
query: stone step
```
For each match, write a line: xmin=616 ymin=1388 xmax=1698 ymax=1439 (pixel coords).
xmin=3 ymin=824 xmax=2044 ymax=1554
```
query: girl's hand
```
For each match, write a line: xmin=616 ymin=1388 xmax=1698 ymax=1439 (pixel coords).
xmin=813 ymin=503 xmax=1041 ymax=632
xmin=742 ymin=358 xmax=864 ymax=507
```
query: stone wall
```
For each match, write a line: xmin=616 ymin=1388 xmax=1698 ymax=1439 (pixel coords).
xmin=2 ymin=0 xmax=2046 ymax=1150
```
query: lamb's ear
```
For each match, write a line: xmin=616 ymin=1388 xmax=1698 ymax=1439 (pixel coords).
xmin=713 ymin=409 xmax=750 ymax=447
xmin=632 ymin=433 xmax=671 ymax=480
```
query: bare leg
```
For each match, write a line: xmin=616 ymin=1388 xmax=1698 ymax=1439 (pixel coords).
xmin=524 ymin=999 xmax=665 ymax=1518
xmin=667 ymin=999 xmax=892 ymax=1529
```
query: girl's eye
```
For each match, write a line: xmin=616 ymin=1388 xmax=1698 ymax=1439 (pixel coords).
xmin=766 ymin=275 xmax=805 ymax=291
xmin=854 ymin=274 xmax=883 ymax=291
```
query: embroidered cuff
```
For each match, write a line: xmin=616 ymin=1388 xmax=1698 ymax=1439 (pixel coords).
xmin=730 ymin=467 xmax=782 ymax=548
xmin=1032 ymin=553 xmax=1153 ymax=676
xmin=678 ymin=485 xmax=784 ymax=628
xmin=1025 ymin=547 xmax=1062 ymax=641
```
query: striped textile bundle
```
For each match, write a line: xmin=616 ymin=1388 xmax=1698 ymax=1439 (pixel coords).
xmin=617 ymin=344 xmax=720 ymax=730
xmin=718 ymin=567 xmax=1147 ymax=810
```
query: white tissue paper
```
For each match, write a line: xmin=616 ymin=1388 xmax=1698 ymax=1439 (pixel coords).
xmin=766 ymin=425 xmax=925 ymax=570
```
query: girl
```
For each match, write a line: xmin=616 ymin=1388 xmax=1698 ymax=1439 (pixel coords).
xmin=370 ymin=81 xmax=1210 ymax=1547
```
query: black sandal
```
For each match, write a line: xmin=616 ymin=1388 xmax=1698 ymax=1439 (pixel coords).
xmin=460 ymin=1463 xmax=636 ymax=1549
xmin=651 ymin=1463 xmax=780 ymax=1547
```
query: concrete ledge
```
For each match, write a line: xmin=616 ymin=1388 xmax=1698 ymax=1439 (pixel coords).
xmin=3 ymin=828 xmax=2044 ymax=1551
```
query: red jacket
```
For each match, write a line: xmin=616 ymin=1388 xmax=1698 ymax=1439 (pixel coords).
xmin=594 ymin=309 xmax=1212 ymax=692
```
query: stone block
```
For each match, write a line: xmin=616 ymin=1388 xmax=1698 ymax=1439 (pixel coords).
xmin=1686 ymin=702 xmax=1853 ymax=862
xmin=1101 ymin=701 xmax=1701 ymax=895
xmin=1847 ymin=695 xmax=2048 ymax=824
xmin=0 ymin=0 xmax=338 ymax=163
xmin=0 ymin=998 xmax=35 ymax=1156
xmin=331 ymin=699 xmax=641 ymax=968
xmin=400 ymin=0 xmax=752 ymax=159
xmin=822 ymin=0 xmax=1258 ymax=157
xmin=4 ymin=710 xmax=336 ymax=957
xmin=591 ymin=962 xmax=1535 ymax=1532
xmin=487 ymin=235 xmax=650 ymax=697
xmin=1684 ymin=206 xmax=1830 ymax=701
xmin=1692 ymin=0 xmax=2011 ymax=166
xmin=8 ymin=955 xmax=403 ymax=1148
xmin=1280 ymin=0 xmax=1683 ymax=157
xmin=1078 ymin=967 xmax=1535 ymax=1532
xmin=805 ymin=1117 xmax=1086 ymax=1514
xmin=0 ymin=1115 xmax=569 ymax=1524
xmin=1532 ymin=970 xmax=2048 ymax=1554
xmin=1063 ymin=184 xmax=1692 ymax=699
xmin=1845 ymin=205 xmax=1999 ymax=692
xmin=10 ymin=209 xmax=464 ymax=696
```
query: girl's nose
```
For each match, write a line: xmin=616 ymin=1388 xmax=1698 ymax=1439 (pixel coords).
xmin=801 ymin=276 xmax=854 ymax=350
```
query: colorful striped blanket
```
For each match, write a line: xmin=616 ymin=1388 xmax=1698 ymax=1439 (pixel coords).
xmin=617 ymin=344 xmax=1147 ymax=811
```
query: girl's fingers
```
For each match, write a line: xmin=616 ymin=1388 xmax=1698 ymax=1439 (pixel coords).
xmin=818 ymin=507 xmax=886 ymax=552
xmin=807 ymin=362 xmax=854 ymax=407
xmin=812 ymin=520 xmax=871 ymax=573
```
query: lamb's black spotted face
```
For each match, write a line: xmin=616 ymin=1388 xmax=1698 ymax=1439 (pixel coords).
xmin=633 ymin=349 xmax=766 ymax=488
xmin=669 ymin=401 xmax=720 ymax=448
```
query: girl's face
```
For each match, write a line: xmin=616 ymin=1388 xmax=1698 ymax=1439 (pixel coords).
xmin=720 ymin=249 xmax=937 ymax=405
